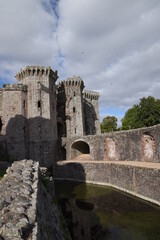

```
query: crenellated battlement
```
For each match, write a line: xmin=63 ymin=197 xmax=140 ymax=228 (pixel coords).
xmin=15 ymin=66 xmax=58 ymax=82
xmin=83 ymin=90 xmax=99 ymax=100
xmin=63 ymin=77 xmax=84 ymax=89
xmin=2 ymin=83 xmax=27 ymax=92
xmin=56 ymin=81 xmax=65 ymax=96
xmin=57 ymin=80 xmax=65 ymax=89
xmin=57 ymin=77 xmax=84 ymax=92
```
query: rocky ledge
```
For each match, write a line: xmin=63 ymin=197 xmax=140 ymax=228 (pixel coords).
xmin=0 ymin=160 xmax=65 ymax=240
xmin=0 ymin=160 xmax=38 ymax=239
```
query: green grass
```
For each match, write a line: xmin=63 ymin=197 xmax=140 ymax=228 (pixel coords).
xmin=0 ymin=169 xmax=6 ymax=180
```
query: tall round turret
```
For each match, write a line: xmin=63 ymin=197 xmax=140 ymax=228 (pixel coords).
xmin=15 ymin=66 xmax=58 ymax=166
xmin=63 ymin=77 xmax=85 ymax=137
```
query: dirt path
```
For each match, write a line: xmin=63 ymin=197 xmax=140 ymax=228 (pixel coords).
xmin=61 ymin=155 xmax=160 ymax=169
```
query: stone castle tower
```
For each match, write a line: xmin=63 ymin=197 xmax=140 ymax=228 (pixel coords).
xmin=57 ymin=77 xmax=85 ymax=137
xmin=0 ymin=66 xmax=58 ymax=167
xmin=83 ymin=90 xmax=100 ymax=135
xmin=57 ymin=77 xmax=100 ymax=138
xmin=0 ymin=66 xmax=100 ymax=166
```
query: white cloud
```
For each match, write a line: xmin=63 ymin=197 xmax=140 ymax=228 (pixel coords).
xmin=0 ymin=0 xmax=160 ymax=120
xmin=0 ymin=0 xmax=58 ymax=75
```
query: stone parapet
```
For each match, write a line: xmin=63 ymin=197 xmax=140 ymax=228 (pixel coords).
xmin=2 ymin=84 xmax=27 ymax=92
xmin=64 ymin=77 xmax=84 ymax=89
xmin=57 ymin=78 xmax=84 ymax=90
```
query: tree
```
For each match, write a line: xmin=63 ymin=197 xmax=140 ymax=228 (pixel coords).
xmin=121 ymin=96 xmax=160 ymax=130
xmin=121 ymin=105 xmax=138 ymax=130
xmin=101 ymin=116 xmax=117 ymax=133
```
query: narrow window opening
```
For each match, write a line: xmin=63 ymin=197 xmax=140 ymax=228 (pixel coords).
xmin=0 ymin=118 xmax=3 ymax=133
xmin=23 ymin=100 xmax=26 ymax=109
xmin=38 ymin=125 xmax=41 ymax=132
xmin=23 ymin=126 xmax=26 ymax=133
xmin=38 ymin=100 xmax=41 ymax=108
xmin=74 ymin=92 xmax=76 ymax=97
xmin=73 ymin=107 xmax=75 ymax=113
xmin=75 ymin=128 xmax=76 ymax=134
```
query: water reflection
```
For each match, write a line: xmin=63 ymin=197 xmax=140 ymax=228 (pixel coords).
xmin=55 ymin=180 xmax=160 ymax=240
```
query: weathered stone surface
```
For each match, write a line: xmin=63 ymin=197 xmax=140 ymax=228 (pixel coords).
xmin=0 ymin=160 xmax=38 ymax=239
xmin=0 ymin=160 xmax=65 ymax=240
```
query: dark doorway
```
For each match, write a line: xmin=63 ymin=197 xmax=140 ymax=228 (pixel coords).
xmin=71 ymin=141 xmax=90 ymax=159
xmin=59 ymin=147 xmax=66 ymax=160
xmin=57 ymin=122 xmax=65 ymax=138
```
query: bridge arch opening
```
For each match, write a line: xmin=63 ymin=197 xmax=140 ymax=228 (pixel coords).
xmin=71 ymin=141 xmax=90 ymax=160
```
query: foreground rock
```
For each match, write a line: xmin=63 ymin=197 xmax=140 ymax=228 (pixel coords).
xmin=0 ymin=160 xmax=65 ymax=240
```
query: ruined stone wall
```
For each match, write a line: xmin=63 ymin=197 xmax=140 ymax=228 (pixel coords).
xmin=55 ymin=161 xmax=160 ymax=206
xmin=0 ymin=160 xmax=65 ymax=240
xmin=83 ymin=90 xmax=101 ymax=135
xmin=65 ymin=124 xmax=160 ymax=162
xmin=104 ymin=125 xmax=160 ymax=162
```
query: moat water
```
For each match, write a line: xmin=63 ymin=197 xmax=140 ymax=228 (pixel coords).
xmin=55 ymin=180 xmax=160 ymax=240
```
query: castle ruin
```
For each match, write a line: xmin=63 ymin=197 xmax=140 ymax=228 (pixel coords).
xmin=1 ymin=67 xmax=160 ymax=240
xmin=0 ymin=66 xmax=100 ymax=166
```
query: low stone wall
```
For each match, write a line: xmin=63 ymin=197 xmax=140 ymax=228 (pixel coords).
xmin=54 ymin=161 xmax=160 ymax=206
xmin=0 ymin=160 xmax=65 ymax=240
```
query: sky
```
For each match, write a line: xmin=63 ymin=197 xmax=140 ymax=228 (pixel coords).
xmin=0 ymin=0 xmax=160 ymax=125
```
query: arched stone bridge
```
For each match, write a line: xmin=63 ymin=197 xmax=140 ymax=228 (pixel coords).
xmin=62 ymin=135 xmax=104 ymax=160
